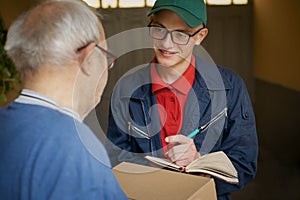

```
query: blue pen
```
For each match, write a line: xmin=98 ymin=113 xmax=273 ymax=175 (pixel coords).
xmin=187 ymin=107 xmax=228 ymax=138
xmin=187 ymin=128 xmax=201 ymax=138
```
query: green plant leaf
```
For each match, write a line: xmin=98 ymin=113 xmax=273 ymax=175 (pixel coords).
xmin=0 ymin=16 xmax=21 ymax=106
xmin=3 ymin=67 xmax=11 ymax=77
xmin=0 ymin=93 xmax=7 ymax=104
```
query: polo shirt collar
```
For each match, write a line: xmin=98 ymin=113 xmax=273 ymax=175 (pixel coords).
xmin=15 ymin=89 xmax=82 ymax=122
xmin=151 ymin=56 xmax=195 ymax=95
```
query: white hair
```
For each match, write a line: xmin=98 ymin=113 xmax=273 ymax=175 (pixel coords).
xmin=5 ymin=0 xmax=101 ymax=74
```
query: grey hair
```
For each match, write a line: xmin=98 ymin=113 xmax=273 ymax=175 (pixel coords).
xmin=5 ymin=0 xmax=101 ymax=74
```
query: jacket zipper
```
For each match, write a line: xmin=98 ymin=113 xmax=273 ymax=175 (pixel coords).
xmin=141 ymin=101 xmax=154 ymax=155
xmin=199 ymin=107 xmax=228 ymax=133
xmin=127 ymin=101 xmax=154 ymax=155
xmin=128 ymin=121 xmax=150 ymax=139
xmin=128 ymin=107 xmax=227 ymax=138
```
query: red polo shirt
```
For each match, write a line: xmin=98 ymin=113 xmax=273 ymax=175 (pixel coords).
xmin=151 ymin=56 xmax=196 ymax=156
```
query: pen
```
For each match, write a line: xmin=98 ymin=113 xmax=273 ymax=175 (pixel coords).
xmin=187 ymin=128 xmax=201 ymax=138
xmin=187 ymin=107 xmax=228 ymax=138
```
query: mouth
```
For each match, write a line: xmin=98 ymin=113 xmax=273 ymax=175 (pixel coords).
xmin=158 ymin=49 xmax=177 ymax=57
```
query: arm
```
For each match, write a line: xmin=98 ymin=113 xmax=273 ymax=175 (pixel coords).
xmin=30 ymin=122 xmax=127 ymax=200
xmin=106 ymin=105 xmax=149 ymax=167
xmin=215 ymin=74 xmax=258 ymax=196
xmin=167 ymin=70 xmax=258 ymax=196
xmin=106 ymin=80 xmax=152 ymax=167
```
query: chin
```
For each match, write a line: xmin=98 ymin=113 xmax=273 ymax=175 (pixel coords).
xmin=154 ymin=53 xmax=180 ymax=67
xmin=155 ymin=56 xmax=177 ymax=68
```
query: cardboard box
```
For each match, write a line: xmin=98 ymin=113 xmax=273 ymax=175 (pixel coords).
xmin=113 ymin=162 xmax=217 ymax=200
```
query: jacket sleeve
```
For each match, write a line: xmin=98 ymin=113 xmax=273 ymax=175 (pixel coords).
xmin=106 ymin=83 xmax=149 ymax=167
xmin=106 ymin=107 xmax=149 ymax=167
xmin=215 ymin=73 xmax=258 ymax=196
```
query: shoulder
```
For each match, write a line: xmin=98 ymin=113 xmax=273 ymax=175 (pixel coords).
xmin=5 ymin=103 xmax=111 ymax=167
xmin=40 ymin=114 xmax=112 ymax=168
xmin=112 ymin=65 xmax=152 ymax=99
xmin=0 ymin=102 xmax=77 ymax=133
xmin=218 ymin=66 xmax=244 ymax=86
xmin=0 ymin=103 xmax=127 ymax=198
xmin=194 ymin=55 xmax=245 ymax=91
xmin=117 ymin=65 xmax=150 ymax=86
xmin=215 ymin=66 xmax=252 ymax=117
xmin=217 ymin=66 xmax=247 ymax=95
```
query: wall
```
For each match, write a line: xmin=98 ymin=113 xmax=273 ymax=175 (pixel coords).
xmin=0 ymin=0 xmax=37 ymax=28
xmin=0 ymin=0 xmax=35 ymax=108
xmin=2 ymin=0 xmax=299 ymax=93
xmin=253 ymin=0 xmax=300 ymax=91
xmin=204 ymin=5 xmax=254 ymax=99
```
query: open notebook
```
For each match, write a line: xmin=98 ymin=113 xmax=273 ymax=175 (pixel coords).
xmin=145 ymin=151 xmax=238 ymax=184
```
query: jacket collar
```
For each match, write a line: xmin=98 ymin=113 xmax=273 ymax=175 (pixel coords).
xmin=194 ymin=56 xmax=232 ymax=91
xmin=124 ymin=55 xmax=232 ymax=100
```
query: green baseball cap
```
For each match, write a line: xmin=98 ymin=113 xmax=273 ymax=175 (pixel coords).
xmin=148 ymin=0 xmax=207 ymax=27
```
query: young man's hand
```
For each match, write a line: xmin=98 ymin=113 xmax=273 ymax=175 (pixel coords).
xmin=165 ymin=135 xmax=200 ymax=166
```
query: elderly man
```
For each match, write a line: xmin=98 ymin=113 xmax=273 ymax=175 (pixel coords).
xmin=0 ymin=0 xmax=126 ymax=199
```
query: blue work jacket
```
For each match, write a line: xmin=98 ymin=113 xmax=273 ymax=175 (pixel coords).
xmin=107 ymin=56 xmax=258 ymax=200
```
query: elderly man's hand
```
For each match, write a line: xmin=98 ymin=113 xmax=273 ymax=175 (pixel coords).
xmin=165 ymin=135 xmax=200 ymax=166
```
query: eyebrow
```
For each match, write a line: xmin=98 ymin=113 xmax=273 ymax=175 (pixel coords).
xmin=151 ymin=21 xmax=190 ymax=33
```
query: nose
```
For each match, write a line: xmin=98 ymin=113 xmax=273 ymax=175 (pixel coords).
xmin=160 ymin=32 xmax=174 ymax=49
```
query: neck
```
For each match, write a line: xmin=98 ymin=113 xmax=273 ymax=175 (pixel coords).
xmin=156 ymin=57 xmax=191 ymax=84
xmin=23 ymin=65 xmax=79 ymax=115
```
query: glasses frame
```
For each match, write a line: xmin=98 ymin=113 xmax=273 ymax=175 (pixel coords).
xmin=147 ymin=20 xmax=206 ymax=45
xmin=95 ymin=44 xmax=116 ymax=69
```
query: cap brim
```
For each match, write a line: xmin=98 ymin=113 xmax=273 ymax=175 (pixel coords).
xmin=148 ymin=6 xmax=203 ymax=28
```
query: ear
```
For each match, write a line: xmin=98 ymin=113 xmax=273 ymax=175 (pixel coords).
xmin=194 ymin=28 xmax=208 ymax=46
xmin=76 ymin=42 xmax=96 ymax=76
xmin=149 ymin=16 xmax=154 ymax=23
xmin=77 ymin=42 xmax=96 ymax=66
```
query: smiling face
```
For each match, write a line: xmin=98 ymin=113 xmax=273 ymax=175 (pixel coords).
xmin=150 ymin=10 xmax=208 ymax=73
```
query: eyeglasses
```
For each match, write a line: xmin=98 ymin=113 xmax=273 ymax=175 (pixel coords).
xmin=148 ymin=21 xmax=206 ymax=45
xmin=95 ymin=44 xmax=116 ymax=69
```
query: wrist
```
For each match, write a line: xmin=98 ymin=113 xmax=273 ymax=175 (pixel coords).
xmin=194 ymin=152 xmax=201 ymax=159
